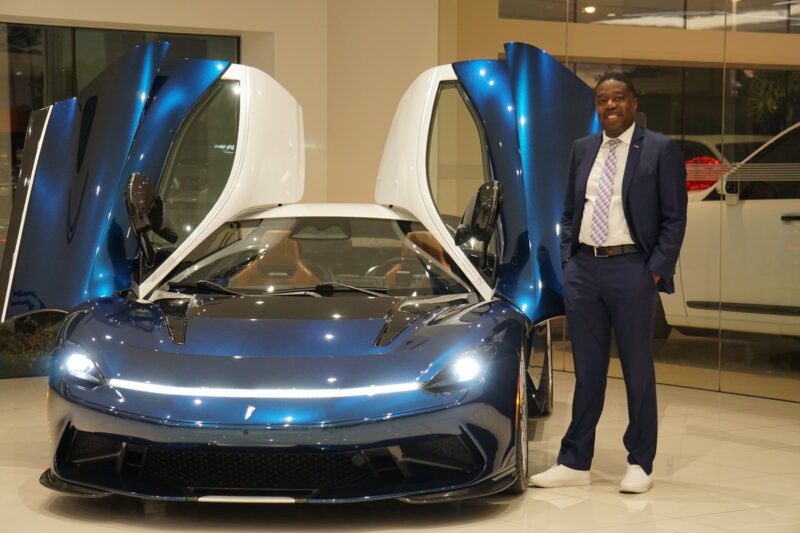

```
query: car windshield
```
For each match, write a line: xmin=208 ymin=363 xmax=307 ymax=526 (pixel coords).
xmin=164 ymin=216 xmax=474 ymax=296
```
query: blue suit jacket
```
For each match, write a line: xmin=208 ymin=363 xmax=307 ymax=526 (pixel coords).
xmin=560 ymin=126 xmax=688 ymax=294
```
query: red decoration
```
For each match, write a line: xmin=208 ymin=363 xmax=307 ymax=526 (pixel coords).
xmin=685 ymin=156 xmax=727 ymax=191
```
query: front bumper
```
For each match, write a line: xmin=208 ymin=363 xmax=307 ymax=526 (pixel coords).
xmin=45 ymin=390 xmax=517 ymax=503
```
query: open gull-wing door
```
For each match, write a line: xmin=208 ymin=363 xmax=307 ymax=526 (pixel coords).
xmin=376 ymin=42 xmax=598 ymax=323
xmin=0 ymin=43 xmax=303 ymax=320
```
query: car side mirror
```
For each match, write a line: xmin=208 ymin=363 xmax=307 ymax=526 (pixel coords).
xmin=454 ymin=181 xmax=503 ymax=286
xmin=722 ymin=173 xmax=739 ymax=206
xmin=124 ymin=173 xmax=177 ymax=271
xmin=454 ymin=181 xmax=504 ymax=246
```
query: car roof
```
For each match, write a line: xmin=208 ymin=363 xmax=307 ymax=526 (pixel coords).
xmin=734 ymin=121 xmax=800 ymax=166
xmin=244 ymin=203 xmax=417 ymax=221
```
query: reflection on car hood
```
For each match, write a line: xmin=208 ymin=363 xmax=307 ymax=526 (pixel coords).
xmin=171 ymin=294 xmax=476 ymax=354
xmin=60 ymin=294 xmax=526 ymax=426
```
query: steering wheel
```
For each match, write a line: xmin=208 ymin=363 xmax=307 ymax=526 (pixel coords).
xmin=364 ymin=257 xmax=409 ymax=277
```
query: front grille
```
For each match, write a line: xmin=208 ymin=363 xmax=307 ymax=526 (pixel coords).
xmin=68 ymin=431 xmax=122 ymax=463
xmin=56 ymin=429 xmax=482 ymax=498
xmin=142 ymin=448 xmax=375 ymax=490
xmin=402 ymin=435 xmax=475 ymax=467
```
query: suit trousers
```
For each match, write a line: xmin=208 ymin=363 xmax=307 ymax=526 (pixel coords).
xmin=557 ymin=248 xmax=659 ymax=475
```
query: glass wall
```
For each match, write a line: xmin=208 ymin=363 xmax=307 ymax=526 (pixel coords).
xmin=566 ymin=61 xmax=800 ymax=398
xmin=0 ymin=24 xmax=238 ymax=379
xmin=499 ymin=0 xmax=798 ymax=32
xmin=719 ymin=44 xmax=800 ymax=400
xmin=451 ymin=0 xmax=800 ymax=402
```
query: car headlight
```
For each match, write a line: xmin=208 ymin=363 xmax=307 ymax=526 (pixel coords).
xmin=61 ymin=346 xmax=104 ymax=387
xmin=421 ymin=347 xmax=492 ymax=394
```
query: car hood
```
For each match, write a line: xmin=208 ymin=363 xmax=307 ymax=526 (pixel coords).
xmin=57 ymin=294 xmax=526 ymax=427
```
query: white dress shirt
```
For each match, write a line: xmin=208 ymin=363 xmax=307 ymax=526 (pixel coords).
xmin=579 ymin=123 xmax=636 ymax=247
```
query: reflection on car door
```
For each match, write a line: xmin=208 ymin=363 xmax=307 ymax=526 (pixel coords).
xmin=718 ymin=124 xmax=800 ymax=336
xmin=376 ymin=42 xmax=597 ymax=323
xmin=0 ymin=43 xmax=305 ymax=320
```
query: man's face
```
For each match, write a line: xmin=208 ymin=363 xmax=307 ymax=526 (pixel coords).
xmin=595 ymin=80 xmax=638 ymax=138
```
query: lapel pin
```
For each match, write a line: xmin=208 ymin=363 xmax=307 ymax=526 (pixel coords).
xmin=633 ymin=144 xmax=640 ymax=149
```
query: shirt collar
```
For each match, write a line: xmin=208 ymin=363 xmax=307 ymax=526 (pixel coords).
xmin=603 ymin=122 xmax=636 ymax=147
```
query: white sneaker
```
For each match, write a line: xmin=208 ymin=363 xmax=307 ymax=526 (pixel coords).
xmin=619 ymin=464 xmax=654 ymax=493
xmin=527 ymin=464 xmax=591 ymax=488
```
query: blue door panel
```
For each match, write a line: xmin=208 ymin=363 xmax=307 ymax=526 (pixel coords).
xmin=455 ymin=43 xmax=599 ymax=324
xmin=451 ymin=60 xmax=535 ymax=317
xmin=3 ymin=42 xmax=228 ymax=319
xmin=4 ymin=43 xmax=169 ymax=319
xmin=88 ymin=59 xmax=229 ymax=296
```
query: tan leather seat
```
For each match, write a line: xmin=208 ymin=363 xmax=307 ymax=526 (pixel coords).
xmin=385 ymin=231 xmax=450 ymax=287
xmin=229 ymin=230 xmax=319 ymax=289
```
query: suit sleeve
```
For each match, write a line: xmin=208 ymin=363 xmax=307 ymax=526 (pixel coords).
xmin=560 ymin=141 xmax=579 ymax=264
xmin=647 ymin=139 xmax=688 ymax=282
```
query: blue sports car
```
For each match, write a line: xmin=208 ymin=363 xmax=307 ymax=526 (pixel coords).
xmin=0 ymin=41 xmax=598 ymax=503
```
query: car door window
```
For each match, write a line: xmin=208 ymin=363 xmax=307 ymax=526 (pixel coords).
xmin=155 ymin=80 xmax=240 ymax=247
xmin=737 ymin=128 xmax=800 ymax=200
xmin=426 ymin=82 xmax=497 ymax=267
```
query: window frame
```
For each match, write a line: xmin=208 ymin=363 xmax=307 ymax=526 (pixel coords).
xmin=424 ymin=80 xmax=504 ymax=286
xmin=154 ymin=79 xmax=241 ymax=246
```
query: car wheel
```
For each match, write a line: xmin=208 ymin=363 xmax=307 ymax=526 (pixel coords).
xmin=538 ymin=337 xmax=554 ymax=416
xmin=528 ymin=321 xmax=553 ymax=417
xmin=505 ymin=354 xmax=529 ymax=494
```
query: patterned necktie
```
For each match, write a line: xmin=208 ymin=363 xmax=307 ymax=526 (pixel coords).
xmin=590 ymin=138 xmax=622 ymax=246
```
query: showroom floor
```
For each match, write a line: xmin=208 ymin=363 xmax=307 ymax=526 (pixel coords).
xmin=2 ymin=373 xmax=800 ymax=532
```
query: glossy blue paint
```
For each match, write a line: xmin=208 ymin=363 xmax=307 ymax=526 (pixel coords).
xmin=28 ymin=42 xmax=591 ymax=503
xmin=45 ymin=294 xmax=525 ymax=501
xmin=86 ymin=59 xmax=229 ymax=296
xmin=454 ymin=44 xmax=598 ymax=324
xmin=451 ymin=59 xmax=533 ymax=318
xmin=54 ymin=296 xmax=523 ymax=427
xmin=504 ymin=42 xmax=599 ymax=324
xmin=46 ymin=384 xmax=516 ymax=502
xmin=5 ymin=44 xmax=228 ymax=319
xmin=6 ymin=43 xmax=168 ymax=319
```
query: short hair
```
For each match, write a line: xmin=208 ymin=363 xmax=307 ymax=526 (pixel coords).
xmin=594 ymin=72 xmax=637 ymax=98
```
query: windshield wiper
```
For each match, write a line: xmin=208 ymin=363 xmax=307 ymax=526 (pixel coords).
xmin=316 ymin=282 xmax=389 ymax=297
xmin=266 ymin=282 xmax=389 ymax=297
xmin=167 ymin=280 xmax=243 ymax=296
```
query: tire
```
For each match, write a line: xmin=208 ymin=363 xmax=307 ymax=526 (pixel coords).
xmin=529 ymin=321 xmax=553 ymax=417
xmin=505 ymin=355 xmax=529 ymax=494
xmin=538 ymin=337 xmax=554 ymax=416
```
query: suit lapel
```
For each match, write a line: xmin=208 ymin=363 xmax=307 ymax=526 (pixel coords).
xmin=622 ymin=126 xmax=646 ymax=202
xmin=576 ymin=133 xmax=603 ymax=201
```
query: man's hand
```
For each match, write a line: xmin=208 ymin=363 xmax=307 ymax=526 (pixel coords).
xmin=651 ymin=272 xmax=661 ymax=286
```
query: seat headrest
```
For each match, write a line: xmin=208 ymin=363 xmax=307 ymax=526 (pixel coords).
xmin=401 ymin=231 xmax=447 ymax=266
xmin=254 ymin=229 xmax=301 ymax=273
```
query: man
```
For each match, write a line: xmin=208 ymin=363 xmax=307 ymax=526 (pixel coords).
xmin=528 ymin=72 xmax=687 ymax=493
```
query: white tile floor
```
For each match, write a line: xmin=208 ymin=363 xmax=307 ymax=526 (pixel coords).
xmin=1 ymin=372 xmax=799 ymax=532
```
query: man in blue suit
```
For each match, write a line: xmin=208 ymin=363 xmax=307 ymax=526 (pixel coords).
xmin=529 ymin=72 xmax=687 ymax=493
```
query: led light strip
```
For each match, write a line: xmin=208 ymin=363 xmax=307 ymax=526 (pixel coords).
xmin=108 ymin=378 xmax=420 ymax=399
